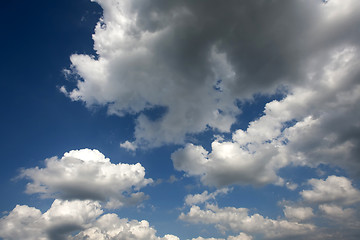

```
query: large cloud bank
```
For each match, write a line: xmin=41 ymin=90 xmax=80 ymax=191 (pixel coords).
xmin=63 ymin=0 xmax=360 ymax=149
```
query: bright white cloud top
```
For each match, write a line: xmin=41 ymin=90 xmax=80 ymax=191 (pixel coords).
xmin=20 ymin=149 xmax=153 ymax=208
xmin=301 ymin=175 xmax=360 ymax=205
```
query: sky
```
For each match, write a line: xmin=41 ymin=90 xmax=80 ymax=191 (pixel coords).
xmin=1 ymin=0 xmax=360 ymax=239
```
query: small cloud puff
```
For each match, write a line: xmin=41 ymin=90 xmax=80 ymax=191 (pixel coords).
xmin=301 ymin=175 xmax=360 ymax=205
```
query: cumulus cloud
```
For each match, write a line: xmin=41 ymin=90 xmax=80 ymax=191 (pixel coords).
xmin=179 ymin=204 xmax=315 ymax=239
xmin=0 ymin=199 xmax=102 ymax=240
xmin=283 ymin=206 xmax=314 ymax=221
xmin=19 ymin=149 xmax=153 ymax=208
xmin=172 ymin=45 xmax=360 ymax=186
xmin=185 ymin=188 xmax=230 ymax=205
xmin=0 ymin=200 xmax=179 ymax=240
xmin=71 ymin=213 xmax=179 ymax=240
xmin=300 ymin=175 xmax=360 ymax=205
xmin=62 ymin=0 xmax=360 ymax=149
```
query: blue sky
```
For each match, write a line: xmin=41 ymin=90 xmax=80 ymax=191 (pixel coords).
xmin=1 ymin=0 xmax=360 ymax=239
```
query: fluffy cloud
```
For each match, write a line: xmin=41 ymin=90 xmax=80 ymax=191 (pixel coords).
xmin=71 ymin=214 xmax=179 ymax=240
xmin=300 ymin=175 xmax=360 ymax=205
xmin=19 ymin=149 xmax=153 ymax=208
xmin=185 ymin=188 xmax=230 ymax=206
xmin=0 ymin=199 xmax=102 ymax=240
xmin=172 ymin=45 xmax=360 ymax=186
xmin=283 ymin=206 xmax=314 ymax=221
xmin=172 ymin=140 xmax=285 ymax=187
xmin=0 ymin=200 xmax=179 ymax=240
xmin=63 ymin=0 xmax=360 ymax=148
xmin=179 ymin=204 xmax=315 ymax=239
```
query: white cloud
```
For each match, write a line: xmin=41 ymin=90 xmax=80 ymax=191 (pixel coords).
xmin=283 ymin=206 xmax=314 ymax=221
xmin=318 ymin=204 xmax=355 ymax=219
xmin=172 ymin=140 xmax=285 ymax=187
xmin=185 ymin=188 xmax=230 ymax=206
xmin=120 ymin=140 xmax=138 ymax=151
xmin=285 ymin=182 xmax=298 ymax=191
xmin=0 ymin=200 xmax=179 ymax=240
xmin=227 ymin=233 xmax=253 ymax=240
xmin=63 ymin=0 xmax=360 ymax=149
xmin=192 ymin=233 xmax=253 ymax=240
xmin=0 ymin=199 xmax=102 ymax=240
xmin=19 ymin=149 xmax=153 ymax=208
xmin=71 ymin=213 xmax=179 ymax=240
xmin=172 ymin=46 xmax=360 ymax=187
xmin=180 ymin=204 xmax=315 ymax=239
xmin=300 ymin=175 xmax=360 ymax=205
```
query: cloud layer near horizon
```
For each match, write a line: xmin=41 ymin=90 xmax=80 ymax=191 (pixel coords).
xmin=0 ymin=199 xmax=180 ymax=240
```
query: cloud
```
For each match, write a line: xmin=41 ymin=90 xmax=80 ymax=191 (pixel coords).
xmin=0 ymin=200 xmax=179 ymax=240
xmin=172 ymin=45 xmax=360 ymax=187
xmin=179 ymin=204 xmax=315 ymax=239
xmin=318 ymin=204 xmax=356 ymax=219
xmin=0 ymin=199 xmax=102 ymax=240
xmin=62 ymin=0 xmax=360 ymax=148
xmin=71 ymin=213 xmax=179 ymax=240
xmin=185 ymin=188 xmax=230 ymax=206
xmin=192 ymin=233 xmax=253 ymax=240
xmin=283 ymin=206 xmax=314 ymax=221
xmin=172 ymin=141 xmax=285 ymax=187
xmin=275 ymin=175 xmax=360 ymax=238
xmin=300 ymin=175 xmax=360 ymax=205
xmin=19 ymin=149 xmax=153 ymax=208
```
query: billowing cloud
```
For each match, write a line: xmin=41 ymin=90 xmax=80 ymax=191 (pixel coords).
xmin=0 ymin=199 xmax=102 ymax=240
xmin=172 ymin=46 xmax=360 ymax=187
xmin=301 ymin=175 xmax=360 ymax=205
xmin=0 ymin=200 xmax=179 ymax=240
xmin=71 ymin=213 xmax=180 ymax=240
xmin=185 ymin=188 xmax=230 ymax=206
xmin=179 ymin=204 xmax=315 ymax=239
xmin=19 ymin=149 xmax=153 ymax=208
xmin=62 ymin=0 xmax=360 ymax=149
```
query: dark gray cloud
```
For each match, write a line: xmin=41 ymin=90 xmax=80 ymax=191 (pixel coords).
xmin=47 ymin=224 xmax=83 ymax=240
